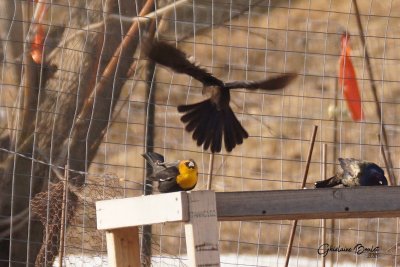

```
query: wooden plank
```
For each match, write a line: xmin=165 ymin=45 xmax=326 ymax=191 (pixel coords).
xmin=96 ymin=191 xmax=189 ymax=230
xmin=216 ymin=186 xmax=400 ymax=221
xmin=185 ymin=191 xmax=220 ymax=266
xmin=106 ymin=227 xmax=141 ymax=267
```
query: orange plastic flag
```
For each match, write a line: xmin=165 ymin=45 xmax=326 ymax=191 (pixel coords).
xmin=338 ymin=33 xmax=363 ymax=121
xmin=31 ymin=0 xmax=47 ymax=64
xmin=31 ymin=24 xmax=44 ymax=64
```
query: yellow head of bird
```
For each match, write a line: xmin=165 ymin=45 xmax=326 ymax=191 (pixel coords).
xmin=176 ymin=159 xmax=198 ymax=190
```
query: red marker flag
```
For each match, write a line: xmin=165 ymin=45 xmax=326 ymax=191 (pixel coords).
xmin=338 ymin=33 xmax=363 ymax=121
xmin=31 ymin=24 xmax=44 ymax=64
xmin=31 ymin=0 xmax=47 ymax=64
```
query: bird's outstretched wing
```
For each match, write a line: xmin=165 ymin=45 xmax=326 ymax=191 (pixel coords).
xmin=223 ymin=73 xmax=297 ymax=90
xmin=145 ymin=40 xmax=224 ymax=87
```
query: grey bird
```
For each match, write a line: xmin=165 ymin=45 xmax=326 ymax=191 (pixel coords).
xmin=315 ymin=158 xmax=388 ymax=188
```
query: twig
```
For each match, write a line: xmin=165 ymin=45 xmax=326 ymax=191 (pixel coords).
xmin=331 ymin=75 xmax=339 ymax=267
xmin=352 ymin=0 xmax=396 ymax=185
xmin=109 ymin=0 xmax=188 ymax=24
xmin=0 ymin=208 xmax=29 ymax=228
xmin=207 ymin=153 xmax=215 ymax=190
xmin=230 ymin=98 xmax=287 ymax=139
xmin=46 ymin=22 xmax=105 ymax=61
xmin=0 ymin=213 xmax=29 ymax=239
xmin=20 ymin=42 xmax=40 ymax=141
xmin=378 ymin=134 xmax=392 ymax=186
xmin=321 ymin=143 xmax=327 ymax=267
xmin=58 ymin=165 xmax=68 ymax=267
xmin=284 ymin=125 xmax=318 ymax=267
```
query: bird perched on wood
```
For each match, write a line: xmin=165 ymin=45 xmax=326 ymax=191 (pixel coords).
xmin=315 ymin=158 xmax=388 ymax=188
xmin=145 ymin=40 xmax=297 ymax=153
xmin=142 ymin=152 xmax=198 ymax=193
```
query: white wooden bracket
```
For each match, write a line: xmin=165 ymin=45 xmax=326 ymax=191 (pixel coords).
xmin=96 ymin=190 xmax=219 ymax=266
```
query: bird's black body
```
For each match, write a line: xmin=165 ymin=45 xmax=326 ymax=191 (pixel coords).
xmin=315 ymin=158 xmax=388 ymax=188
xmin=142 ymin=152 xmax=197 ymax=193
xmin=145 ymin=40 xmax=296 ymax=152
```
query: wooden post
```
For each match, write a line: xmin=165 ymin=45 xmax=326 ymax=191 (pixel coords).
xmin=185 ymin=191 xmax=220 ymax=266
xmin=106 ymin=227 xmax=141 ymax=267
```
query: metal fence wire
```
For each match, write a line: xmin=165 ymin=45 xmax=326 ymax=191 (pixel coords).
xmin=1 ymin=0 xmax=400 ymax=266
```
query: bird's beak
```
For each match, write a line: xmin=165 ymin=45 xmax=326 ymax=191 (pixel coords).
xmin=188 ymin=161 xmax=195 ymax=168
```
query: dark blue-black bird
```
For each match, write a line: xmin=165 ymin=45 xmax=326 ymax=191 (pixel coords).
xmin=145 ymin=40 xmax=297 ymax=153
xmin=315 ymin=158 xmax=388 ymax=188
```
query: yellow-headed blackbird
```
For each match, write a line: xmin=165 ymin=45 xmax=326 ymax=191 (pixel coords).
xmin=145 ymin=40 xmax=297 ymax=153
xmin=315 ymin=158 xmax=388 ymax=188
xmin=142 ymin=152 xmax=198 ymax=193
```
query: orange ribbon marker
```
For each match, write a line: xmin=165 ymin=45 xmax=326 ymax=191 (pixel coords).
xmin=338 ymin=33 xmax=363 ymax=121
xmin=31 ymin=0 xmax=47 ymax=64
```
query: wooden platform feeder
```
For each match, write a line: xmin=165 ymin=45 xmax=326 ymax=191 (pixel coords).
xmin=96 ymin=187 xmax=400 ymax=266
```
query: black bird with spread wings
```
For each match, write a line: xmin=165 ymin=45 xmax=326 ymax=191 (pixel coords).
xmin=315 ymin=158 xmax=388 ymax=188
xmin=145 ymin=40 xmax=297 ymax=152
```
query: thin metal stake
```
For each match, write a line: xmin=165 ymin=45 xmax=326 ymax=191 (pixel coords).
xmin=141 ymin=19 xmax=157 ymax=265
xmin=284 ymin=125 xmax=318 ymax=267
xmin=207 ymin=153 xmax=215 ymax=190
xmin=321 ymin=143 xmax=327 ymax=267
xmin=378 ymin=134 xmax=392 ymax=186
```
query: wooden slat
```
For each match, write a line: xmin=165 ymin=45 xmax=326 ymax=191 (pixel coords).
xmin=185 ymin=191 xmax=220 ymax=266
xmin=216 ymin=187 xmax=400 ymax=221
xmin=96 ymin=191 xmax=189 ymax=230
xmin=97 ymin=187 xmax=400 ymax=232
xmin=106 ymin=227 xmax=141 ymax=267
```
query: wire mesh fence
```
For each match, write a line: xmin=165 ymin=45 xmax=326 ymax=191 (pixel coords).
xmin=1 ymin=0 xmax=400 ymax=266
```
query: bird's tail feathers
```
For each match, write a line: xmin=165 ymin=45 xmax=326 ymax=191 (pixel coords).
xmin=178 ymin=100 xmax=248 ymax=152
xmin=314 ymin=176 xmax=342 ymax=188
xmin=142 ymin=152 xmax=165 ymax=178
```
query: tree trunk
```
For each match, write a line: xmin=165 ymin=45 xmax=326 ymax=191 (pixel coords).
xmin=0 ymin=0 xmax=140 ymax=265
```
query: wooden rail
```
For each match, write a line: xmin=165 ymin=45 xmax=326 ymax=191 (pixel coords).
xmin=96 ymin=187 xmax=400 ymax=266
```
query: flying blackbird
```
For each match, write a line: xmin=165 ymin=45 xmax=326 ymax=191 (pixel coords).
xmin=142 ymin=152 xmax=198 ymax=193
xmin=315 ymin=158 xmax=388 ymax=188
xmin=145 ymin=40 xmax=297 ymax=152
